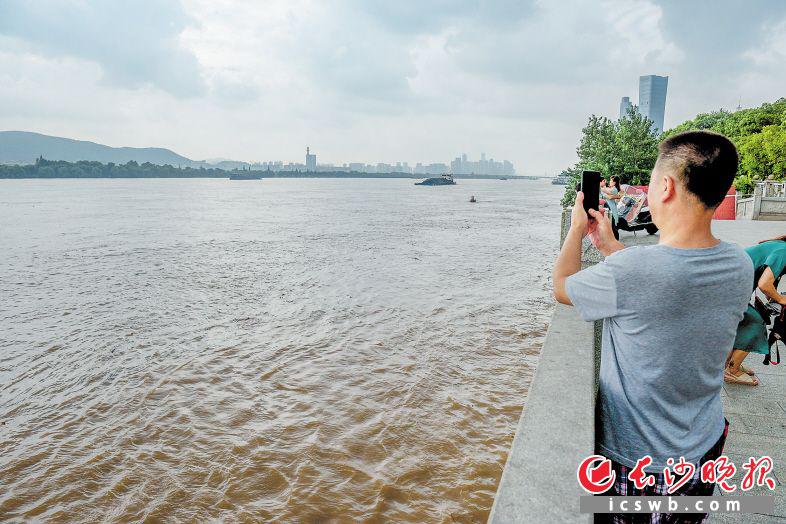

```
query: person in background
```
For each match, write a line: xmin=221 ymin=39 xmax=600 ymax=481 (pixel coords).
xmin=725 ymin=235 xmax=786 ymax=386
xmin=601 ymin=175 xmax=622 ymax=226
xmin=553 ymin=131 xmax=752 ymax=523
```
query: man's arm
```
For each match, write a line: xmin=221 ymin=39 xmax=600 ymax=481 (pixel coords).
xmin=553 ymin=193 xmax=588 ymax=305
xmin=553 ymin=223 xmax=584 ymax=305
xmin=553 ymin=193 xmax=625 ymax=305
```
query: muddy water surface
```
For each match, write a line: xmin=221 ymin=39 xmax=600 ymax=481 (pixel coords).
xmin=0 ymin=178 xmax=562 ymax=522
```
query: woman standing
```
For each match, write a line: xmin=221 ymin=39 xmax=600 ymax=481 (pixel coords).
xmin=726 ymin=235 xmax=786 ymax=386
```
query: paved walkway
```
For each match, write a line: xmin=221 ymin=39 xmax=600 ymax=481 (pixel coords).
xmin=622 ymin=221 xmax=786 ymax=523
xmin=714 ymin=221 xmax=786 ymax=523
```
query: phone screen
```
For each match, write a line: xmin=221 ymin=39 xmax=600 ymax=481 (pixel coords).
xmin=581 ymin=170 xmax=602 ymax=215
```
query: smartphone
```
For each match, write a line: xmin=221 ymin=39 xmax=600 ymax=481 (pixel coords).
xmin=580 ymin=170 xmax=602 ymax=215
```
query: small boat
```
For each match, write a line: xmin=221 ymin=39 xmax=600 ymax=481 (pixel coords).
xmin=229 ymin=172 xmax=262 ymax=180
xmin=470 ymin=196 xmax=477 ymax=203
xmin=499 ymin=177 xmax=508 ymax=181
xmin=415 ymin=173 xmax=455 ymax=186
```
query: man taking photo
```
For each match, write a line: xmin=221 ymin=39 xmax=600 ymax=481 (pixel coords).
xmin=553 ymin=131 xmax=753 ymax=523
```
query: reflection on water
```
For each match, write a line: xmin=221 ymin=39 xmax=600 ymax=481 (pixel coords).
xmin=0 ymin=178 xmax=562 ymax=522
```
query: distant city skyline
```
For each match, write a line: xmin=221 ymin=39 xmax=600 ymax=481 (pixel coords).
xmin=246 ymin=148 xmax=515 ymax=175
xmin=0 ymin=129 xmax=516 ymax=174
xmin=451 ymin=152 xmax=514 ymax=176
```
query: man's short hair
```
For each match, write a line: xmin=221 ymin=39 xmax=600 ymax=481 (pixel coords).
xmin=657 ymin=131 xmax=739 ymax=209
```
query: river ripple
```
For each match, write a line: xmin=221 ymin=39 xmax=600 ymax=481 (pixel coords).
xmin=0 ymin=178 xmax=562 ymax=522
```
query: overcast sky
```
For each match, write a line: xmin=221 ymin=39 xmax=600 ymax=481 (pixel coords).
xmin=1 ymin=0 xmax=785 ymax=174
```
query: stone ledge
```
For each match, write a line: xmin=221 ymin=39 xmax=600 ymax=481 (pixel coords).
xmin=488 ymin=304 xmax=595 ymax=524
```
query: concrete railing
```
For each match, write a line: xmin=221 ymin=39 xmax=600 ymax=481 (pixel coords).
xmin=489 ymin=209 xmax=601 ymax=523
xmin=488 ymin=304 xmax=596 ymax=523
xmin=736 ymin=184 xmax=786 ymax=221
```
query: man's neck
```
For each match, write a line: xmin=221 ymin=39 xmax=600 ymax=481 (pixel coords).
xmin=657 ymin=212 xmax=719 ymax=249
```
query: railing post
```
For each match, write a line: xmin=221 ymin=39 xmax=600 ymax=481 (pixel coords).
xmin=752 ymin=184 xmax=763 ymax=220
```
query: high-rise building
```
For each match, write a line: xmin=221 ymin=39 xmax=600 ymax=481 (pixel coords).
xmin=619 ymin=96 xmax=633 ymax=119
xmin=638 ymin=75 xmax=668 ymax=133
xmin=305 ymin=147 xmax=317 ymax=171
xmin=449 ymin=153 xmax=515 ymax=175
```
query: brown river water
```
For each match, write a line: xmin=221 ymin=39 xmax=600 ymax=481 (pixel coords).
xmin=0 ymin=178 xmax=562 ymax=522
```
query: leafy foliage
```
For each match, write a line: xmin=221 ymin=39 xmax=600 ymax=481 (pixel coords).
xmin=733 ymin=173 xmax=755 ymax=195
xmin=0 ymin=157 xmax=226 ymax=178
xmin=663 ymin=98 xmax=786 ymax=191
xmin=561 ymin=106 xmax=659 ymax=206
xmin=562 ymin=97 xmax=786 ymax=204
xmin=559 ymin=166 xmax=583 ymax=207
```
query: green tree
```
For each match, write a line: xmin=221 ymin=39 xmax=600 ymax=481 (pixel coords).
xmin=615 ymin=107 xmax=660 ymax=184
xmin=559 ymin=165 xmax=583 ymax=207
xmin=739 ymin=125 xmax=786 ymax=179
xmin=576 ymin=115 xmax=617 ymax=178
xmin=562 ymin=106 xmax=659 ymax=205
xmin=662 ymin=98 xmax=786 ymax=190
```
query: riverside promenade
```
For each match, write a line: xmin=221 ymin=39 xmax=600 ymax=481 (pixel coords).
xmin=490 ymin=220 xmax=786 ymax=523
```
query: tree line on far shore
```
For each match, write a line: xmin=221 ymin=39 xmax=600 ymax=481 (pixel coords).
xmin=560 ymin=97 xmax=786 ymax=206
xmin=0 ymin=158 xmax=425 ymax=179
xmin=0 ymin=158 xmax=227 ymax=179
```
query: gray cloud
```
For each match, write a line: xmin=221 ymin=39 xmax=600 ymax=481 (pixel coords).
xmin=657 ymin=0 xmax=786 ymax=80
xmin=0 ymin=0 xmax=205 ymax=96
xmin=347 ymin=0 xmax=536 ymax=34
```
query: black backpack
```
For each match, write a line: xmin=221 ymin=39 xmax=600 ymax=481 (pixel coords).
xmin=755 ymin=296 xmax=784 ymax=366
xmin=765 ymin=304 xmax=784 ymax=366
xmin=751 ymin=259 xmax=785 ymax=366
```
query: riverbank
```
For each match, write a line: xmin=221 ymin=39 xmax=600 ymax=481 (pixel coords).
xmin=0 ymin=158 xmax=543 ymax=180
xmin=490 ymin=220 xmax=786 ymax=523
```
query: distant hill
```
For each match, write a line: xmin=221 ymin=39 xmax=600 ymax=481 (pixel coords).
xmin=210 ymin=160 xmax=252 ymax=170
xmin=0 ymin=131 xmax=201 ymax=167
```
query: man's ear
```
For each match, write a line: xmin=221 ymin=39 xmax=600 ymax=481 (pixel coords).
xmin=661 ymin=175 xmax=677 ymax=203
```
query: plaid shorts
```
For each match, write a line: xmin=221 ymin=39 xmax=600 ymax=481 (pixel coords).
xmin=598 ymin=419 xmax=729 ymax=524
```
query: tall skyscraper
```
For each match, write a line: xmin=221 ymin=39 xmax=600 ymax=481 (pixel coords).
xmin=305 ymin=147 xmax=317 ymax=171
xmin=638 ymin=75 xmax=668 ymax=133
xmin=619 ymin=96 xmax=633 ymax=119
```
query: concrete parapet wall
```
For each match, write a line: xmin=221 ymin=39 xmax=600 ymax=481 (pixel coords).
xmin=491 ymin=208 xmax=601 ymax=523
xmin=759 ymin=197 xmax=786 ymax=220
xmin=488 ymin=304 xmax=595 ymax=524
xmin=736 ymin=196 xmax=755 ymax=220
xmin=736 ymin=184 xmax=786 ymax=221
xmin=491 ymin=212 xmax=639 ymax=523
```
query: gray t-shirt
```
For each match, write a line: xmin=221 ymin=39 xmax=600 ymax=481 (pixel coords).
xmin=566 ymin=241 xmax=752 ymax=470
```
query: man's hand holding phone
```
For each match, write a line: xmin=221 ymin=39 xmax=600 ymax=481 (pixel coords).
xmin=588 ymin=207 xmax=623 ymax=256
xmin=555 ymin=186 xmax=621 ymax=306
xmin=571 ymin=191 xmax=624 ymax=257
